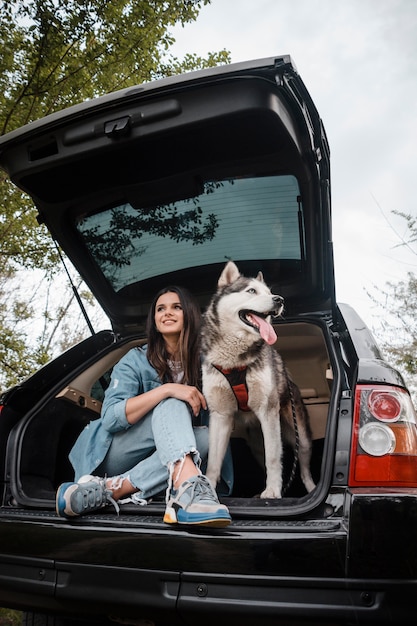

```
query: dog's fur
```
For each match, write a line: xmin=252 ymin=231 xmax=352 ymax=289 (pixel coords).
xmin=202 ymin=261 xmax=316 ymax=499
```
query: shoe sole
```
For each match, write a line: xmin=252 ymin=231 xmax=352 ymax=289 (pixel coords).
xmin=163 ymin=507 xmax=231 ymax=527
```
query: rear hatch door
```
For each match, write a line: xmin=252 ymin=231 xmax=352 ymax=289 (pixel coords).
xmin=0 ymin=55 xmax=334 ymax=334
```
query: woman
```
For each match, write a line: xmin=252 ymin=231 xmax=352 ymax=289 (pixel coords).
xmin=56 ymin=286 xmax=231 ymax=527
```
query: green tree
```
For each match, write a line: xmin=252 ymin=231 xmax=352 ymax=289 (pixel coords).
xmin=1 ymin=0 xmax=229 ymax=271
xmin=0 ymin=0 xmax=230 ymax=389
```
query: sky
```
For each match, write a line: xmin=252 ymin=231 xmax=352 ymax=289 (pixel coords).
xmin=170 ymin=0 xmax=417 ymax=332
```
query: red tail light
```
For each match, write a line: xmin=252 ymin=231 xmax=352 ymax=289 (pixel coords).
xmin=349 ymin=385 xmax=417 ymax=487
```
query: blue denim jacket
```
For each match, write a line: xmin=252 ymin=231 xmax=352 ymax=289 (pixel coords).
xmin=69 ymin=346 xmax=233 ymax=494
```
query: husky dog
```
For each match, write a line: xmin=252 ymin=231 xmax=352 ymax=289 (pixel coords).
xmin=202 ymin=261 xmax=316 ymax=499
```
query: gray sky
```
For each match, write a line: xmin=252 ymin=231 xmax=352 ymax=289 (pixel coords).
xmin=171 ymin=0 xmax=417 ymax=329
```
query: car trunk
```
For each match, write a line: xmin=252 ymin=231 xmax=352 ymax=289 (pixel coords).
xmin=4 ymin=317 xmax=338 ymax=517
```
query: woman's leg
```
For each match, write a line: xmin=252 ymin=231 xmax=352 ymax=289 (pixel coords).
xmin=151 ymin=398 xmax=209 ymax=490
xmin=150 ymin=399 xmax=230 ymax=527
xmin=56 ymin=398 xmax=229 ymax=525
xmin=98 ymin=398 xmax=209 ymax=499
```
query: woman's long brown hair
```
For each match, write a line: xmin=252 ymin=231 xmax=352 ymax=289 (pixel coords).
xmin=145 ymin=286 xmax=202 ymax=388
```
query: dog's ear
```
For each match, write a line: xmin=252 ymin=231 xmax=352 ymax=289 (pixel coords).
xmin=256 ymin=271 xmax=265 ymax=284
xmin=218 ymin=261 xmax=240 ymax=287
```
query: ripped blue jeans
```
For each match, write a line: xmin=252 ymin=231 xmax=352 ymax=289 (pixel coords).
xmin=96 ymin=398 xmax=208 ymax=500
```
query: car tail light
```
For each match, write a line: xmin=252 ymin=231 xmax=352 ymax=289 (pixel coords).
xmin=349 ymin=385 xmax=417 ymax=487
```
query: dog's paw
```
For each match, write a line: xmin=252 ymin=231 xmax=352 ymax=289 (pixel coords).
xmin=260 ymin=486 xmax=282 ymax=499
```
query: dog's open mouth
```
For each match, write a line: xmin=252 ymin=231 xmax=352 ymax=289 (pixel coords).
xmin=239 ymin=310 xmax=277 ymax=345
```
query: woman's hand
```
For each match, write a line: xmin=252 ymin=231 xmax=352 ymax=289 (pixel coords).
xmin=125 ymin=383 xmax=207 ymax=424
xmin=165 ymin=383 xmax=207 ymax=416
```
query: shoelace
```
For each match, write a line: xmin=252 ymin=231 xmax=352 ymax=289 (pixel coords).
xmin=104 ymin=487 xmax=120 ymax=515
xmin=85 ymin=477 xmax=120 ymax=515
xmin=185 ymin=476 xmax=218 ymax=504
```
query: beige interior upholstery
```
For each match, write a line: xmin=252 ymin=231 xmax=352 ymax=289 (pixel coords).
xmin=275 ymin=322 xmax=330 ymax=439
xmin=57 ymin=323 xmax=330 ymax=441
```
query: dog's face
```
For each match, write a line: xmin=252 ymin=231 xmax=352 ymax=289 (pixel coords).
xmin=215 ymin=261 xmax=283 ymax=345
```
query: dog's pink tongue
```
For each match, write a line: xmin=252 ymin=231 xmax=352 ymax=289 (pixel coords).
xmin=250 ymin=314 xmax=277 ymax=345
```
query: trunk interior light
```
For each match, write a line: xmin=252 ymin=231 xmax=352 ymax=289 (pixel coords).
xmin=349 ymin=385 xmax=417 ymax=487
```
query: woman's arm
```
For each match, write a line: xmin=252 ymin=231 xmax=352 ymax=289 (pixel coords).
xmin=126 ymin=383 xmax=207 ymax=424
xmin=102 ymin=349 xmax=207 ymax=430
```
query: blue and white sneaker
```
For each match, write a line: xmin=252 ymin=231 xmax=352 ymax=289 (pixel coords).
xmin=56 ymin=475 xmax=119 ymax=518
xmin=163 ymin=475 xmax=231 ymax=527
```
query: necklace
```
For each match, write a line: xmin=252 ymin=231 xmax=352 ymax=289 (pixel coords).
xmin=167 ymin=358 xmax=183 ymax=372
xmin=167 ymin=358 xmax=184 ymax=382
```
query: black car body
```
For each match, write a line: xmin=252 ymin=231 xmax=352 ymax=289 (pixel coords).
xmin=0 ymin=56 xmax=416 ymax=625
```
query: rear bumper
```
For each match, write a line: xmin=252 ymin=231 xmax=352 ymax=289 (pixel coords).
xmin=0 ymin=493 xmax=416 ymax=624
xmin=0 ymin=555 xmax=415 ymax=625
xmin=177 ymin=572 xmax=416 ymax=625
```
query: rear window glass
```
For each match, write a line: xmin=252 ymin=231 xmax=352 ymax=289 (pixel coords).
xmin=76 ymin=175 xmax=304 ymax=292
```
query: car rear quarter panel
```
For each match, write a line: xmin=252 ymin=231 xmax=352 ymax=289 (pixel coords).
xmin=347 ymin=489 xmax=417 ymax=578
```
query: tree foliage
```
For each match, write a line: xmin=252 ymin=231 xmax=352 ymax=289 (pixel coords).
xmin=372 ymin=212 xmax=417 ymax=397
xmin=379 ymin=272 xmax=417 ymax=374
xmin=0 ymin=0 xmax=229 ymax=270
xmin=1 ymin=0 xmax=228 ymax=134
xmin=0 ymin=0 xmax=230 ymax=389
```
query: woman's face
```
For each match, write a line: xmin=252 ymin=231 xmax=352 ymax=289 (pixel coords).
xmin=154 ymin=291 xmax=184 ymax=339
